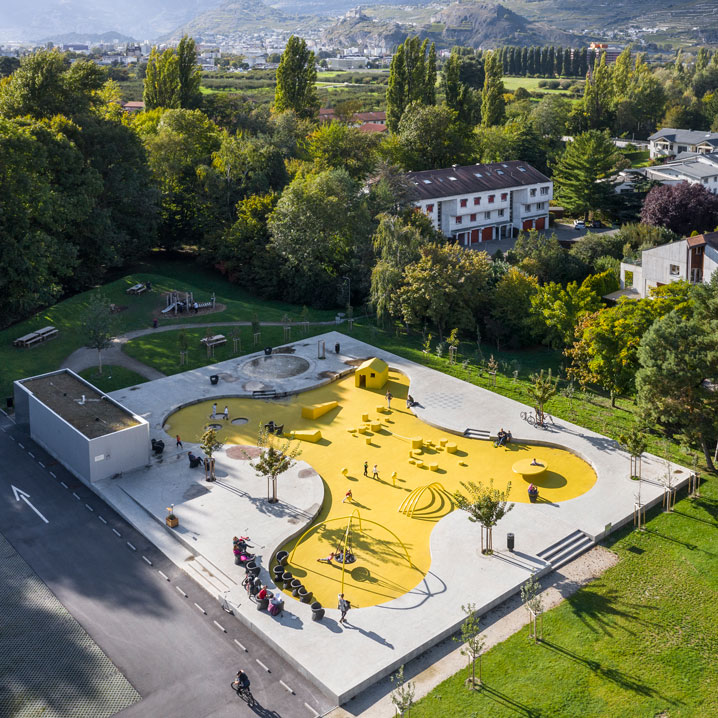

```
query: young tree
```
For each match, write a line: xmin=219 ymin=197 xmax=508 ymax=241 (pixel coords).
xmin=454 ymin=603 xmax=485 ymax=689
xmin=200 ymin=427 xmax=224 ymax=480
xmin=454 ymin=480 xmax=514 ymax=554
xmin=249 ymin=425 xmax=302 ymax=503
xmin=619 ymin=424 xmax=648 ymax=481
xmin=390 ymin=665 xmax=416 ymax=716
xmin=520 ymin=573 xmax=544 ymax=643
xmin=553 ymin=130 xmax=620 ymax=221
xmin=143 ymin=47 xmax=180 ymax=110
xmin=176 ymin=35 xmax=201 ymax=109
xmin=526 ymin=369 xmax=558 ymax=426
xmin=640 ymin=182 xmax=718 ymax=237
xmin=83 ymin=296 xmax=116 ymax=375
xmin=274 ymin=36 xmax=319 ymax=120
xmin=481 ymin=51 xmax=505 ymax=127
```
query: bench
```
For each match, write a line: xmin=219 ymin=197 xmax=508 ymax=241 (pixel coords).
xmin=13 ymin=326 xmax=58 ymax=348
xmin=126 ymin=283 xmax=146 ymax=295
xmin=36 ymin=326 xmax=58 ymax=340
xmin=200 ymin=335 xmax=226 ymax=348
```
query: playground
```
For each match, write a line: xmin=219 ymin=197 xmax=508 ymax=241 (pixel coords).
xmin=165 ymin=361 xmax=596 ymax=608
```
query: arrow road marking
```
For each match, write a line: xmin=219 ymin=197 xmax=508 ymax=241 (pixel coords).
xmin=11 ymin=485 xmax=49 ymax=524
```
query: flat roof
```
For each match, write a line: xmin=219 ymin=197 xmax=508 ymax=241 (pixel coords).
xmin=20 ymin=371 xmax=140 ymax=439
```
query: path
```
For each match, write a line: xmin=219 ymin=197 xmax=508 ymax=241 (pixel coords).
xmin=61 ymin=319 xmax=345 ymax=381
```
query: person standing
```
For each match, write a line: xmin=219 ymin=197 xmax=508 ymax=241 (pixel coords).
xmin=224 ymin=405 xmax=229 ymax=421
xmin=372 ymin=464 xmax=379 ymax=480
xmin=363 ymin=460 xmax=368 ymax=477
xmin=176 ymin=435 xmax=183 ymax=448
xmin=385 ymin=390 xmax=392 ymax=409
xmin=212 ymin=402 xmax=217 ymax=418
xmin=338 ymin=593 xmax=351 ymax=624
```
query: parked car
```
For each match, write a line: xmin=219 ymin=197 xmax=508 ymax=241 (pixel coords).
xmin=573 ymin=220 xmax=586 ymax=230
xmin=590 ymin=219 xmax=602 ymax=228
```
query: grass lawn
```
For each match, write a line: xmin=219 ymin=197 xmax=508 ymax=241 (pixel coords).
xmin=624 ymin=150 xmax=651 ymax=168
xmin=77 ymin=366 xmax=149 ymax=393
xmin=0 ymin=255 xmax=338 ymax=401
xmin=409 ymin=481 xmax=718 ymax=718
xmin=503 ymin=76 xmax=578 ymax=94
xmin=123 ymin=323 xmax=330 ymax=375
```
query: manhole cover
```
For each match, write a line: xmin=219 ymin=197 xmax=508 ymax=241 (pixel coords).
xmin=206 ymin=423 xmax=223 ymax=430
xmin=231 ymin=417 xmax=249 ymax=425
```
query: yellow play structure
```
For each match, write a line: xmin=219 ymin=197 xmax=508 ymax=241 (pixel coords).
xmin=166 ymin=365 xmax=597 ymax=607
xmin=354 ymin=357 xmax=388 ymax=389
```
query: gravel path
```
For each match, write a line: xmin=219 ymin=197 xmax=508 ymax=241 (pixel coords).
xmin=327 ymin=545 xmax=620 ymax=718
xmin=61 ymin=319 xmax=343 ymax=380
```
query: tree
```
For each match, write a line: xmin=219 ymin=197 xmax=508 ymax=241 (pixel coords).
xmin=520 ymin=574 xmax=544 ymax=643
xmin=526 ymin=369 xmax=558 ymax=426
xmin=143 ymin=47 xmax=180 ymax=110
xmin=453 ymin=480 xmax=514 ymax=554
xmin=249 ymin=425 xmax=302 ymax=503
xmin=390 ymin=665 xmax=415 ymax=716
xmin=0 ymin=56 xmax=20 ymax=78
xmin=454 ymin=603 xmax=485 ymax=689
xmin=637 ymin=293 xmax=718 ymax=470
xmin=274 ymin=36 xmax=319 ymax=120
xmin=481 ymin=51 xmax=505 ymax=127
xmin=305 ymin=122 xmax=379 ymax=179
xmin=641 ymin=182 xmax=718 ymax=236
xmin=200 ymin=427 xmax=224 ymax=480
xmin=619 ymin=424 xmax=648 ymax=481
xmin=386 ymin=36 xmax=436 ymax=131
xmin=553 ymin=130 xmax=620 ymax=221
xmin=487 ymin=267 xmax=539 ymax=348
xmin=530 ymin=95 xmax=570 ymax=139
xmin=442 ymin=51 xmax=480 ymax=124
xmin=508 ymin=230 xmax=579 ymax=285
xmin=176 ymin=35 xmax=202 ymax=109
xmin=83 ymin=296 xmax=116 ymax=375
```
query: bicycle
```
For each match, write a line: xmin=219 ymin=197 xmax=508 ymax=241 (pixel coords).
xmin=230 ymin=680 xmax=255 ymax=705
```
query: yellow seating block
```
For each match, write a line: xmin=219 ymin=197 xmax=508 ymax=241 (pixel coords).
xmin=416 ymin=461 xmax=424 ymax=468
xmin=376 ymin=405 xmax=385 ymax=413
xmin=429 ymin=463 xmax=439 ymax=472
xmin=409 ymin=459 xmax=415 ymax=465
xmin=459 ymin=461 xmax=468 ymax=467
xmin=357 ymin=426 xmax=367 ymax=434
xmin=361 ymin=413 xmax=369 ymax=422
xmin=370 ymin=421 xmax=381 ymax=431
xmin=291 ymin=429 xmax=322 ymax=443
xmin=348 ymin=427 xmax=357 ymax=433
xmin=365 ymin=437 xmax=372 ymax=445
xmin=411 ymin=437 xmax=423 ymax=449
xmin=446 ymin=442 xmax=457 ymax=454
xmin=301 ymin=401 xmax=338 ymax=420
xmin=440 ymin=438 xmax=448 ymax=447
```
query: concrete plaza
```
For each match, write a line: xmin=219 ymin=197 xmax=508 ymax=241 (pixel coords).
xmin=91 ymin=332 xmax=691 ymax=706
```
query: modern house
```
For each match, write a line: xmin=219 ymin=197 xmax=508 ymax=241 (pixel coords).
xmin=643 ymin=151 xmax=718 ymax=194
xmin=407 ymin=160 xmax=553 ymax=244
xmin=620 ymin=232 xmax=718 ymax=298
xmin=648 ymin=128 xmax=718 ymax=159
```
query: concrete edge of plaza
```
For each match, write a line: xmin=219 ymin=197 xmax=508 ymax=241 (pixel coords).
xmin=13 ymin=331 xmax=695 ymax=707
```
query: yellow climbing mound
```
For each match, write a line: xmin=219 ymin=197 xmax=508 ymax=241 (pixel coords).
xmin=399 ymin=482 xmax=452 ymax=518
xmin=290 ymin=429 xmax=322 ymax=443
xmin=301 ymin=401 xmax=338 ymax=420
xmin=166 ymin=369 xmax=597 ymax=608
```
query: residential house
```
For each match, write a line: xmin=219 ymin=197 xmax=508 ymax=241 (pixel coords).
xmin=642 ymin=151 xmax=718 ymax=194
xmin=648 ymin=128 xmax=718 ymax=159
xmin=408 ymin=161 xmax=553 ymax=245
xmin=620 ymin=232 xmax=718 ymax=298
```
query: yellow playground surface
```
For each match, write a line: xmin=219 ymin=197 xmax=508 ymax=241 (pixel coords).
xmin=166 ymin=367 xmax=596 ymax=608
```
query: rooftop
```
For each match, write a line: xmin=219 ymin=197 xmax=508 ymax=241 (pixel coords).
xmin=407 ymin=160 xmax=550 ymax=201
xmin=649 ymin=127 xmax=718 ymax=146
xmin=20 ymin=371 xmax=140 ymax=439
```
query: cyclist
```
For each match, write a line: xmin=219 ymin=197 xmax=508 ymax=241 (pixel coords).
xmin=233 ymin=670 xmax=251 ymax=694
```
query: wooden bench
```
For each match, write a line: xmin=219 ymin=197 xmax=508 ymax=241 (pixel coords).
xmin=200 ymin=334 xmax=226 ymax=348
xmin=126 ymin=283 xmax=145 ymax=295
xmin=36 ymin=326 xmax=58 ymax=340
xmin=13 ymin=326 xmax=58 ymax=348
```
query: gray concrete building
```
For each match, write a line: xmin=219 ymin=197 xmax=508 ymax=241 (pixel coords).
xmin=14 ymin=369 xmax=149 ymax=485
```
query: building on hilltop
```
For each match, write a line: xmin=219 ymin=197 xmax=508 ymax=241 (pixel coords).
xmin=648 ymin=128 xmax=718 ymax=159
xmin=408 ymin=160 xmax=553 ymax=245
xmin=620 ymin=232 xmax=718 ymax=298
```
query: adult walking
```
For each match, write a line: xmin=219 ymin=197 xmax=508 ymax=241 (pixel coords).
xmin=372 ymin=464 xmax=379 ymax=480
xmin=385 ymin=390 xmax=392 ymax=410
xmin=176 ymin=434 xmax=183 ymax=448
xmin=363 ymin=460 xmax=368 ymax=477
xmin=338 ymin=593 xmax=351 ymax=624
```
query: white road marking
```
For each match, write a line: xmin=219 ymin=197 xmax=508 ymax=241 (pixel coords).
xmin=158 ymin=570 xmax=170 ymax=581
xmin=126 ymin=541 xmax=136 ymax=551
xmin=279 ymin=680 xmax=294 ymax=694
xmin=49 ymin=471 xmax=56 ymax=478
xmin=28 ymin=452 xmax=34 ymax=458
xmin=112 ymin=528 xmax=121 ymax=537
xmin=234 ymin=639 xmax=247 ymax=652
xmin=60 ymin=481 xmax=68 ymax=489
xmin=72 ymin=492 xmax=81 ymax=500
xmin=176 ymin=586 xmax=188 ymax=598
xmin=38 ymin=462 xmax=45 ymax=468
xmin=85 ymin=504 xmax=94 ymax=512
xmin=255 ymin=659 xmax=270 ymax=673
xmin=213 ymin=620 xmax=226 ymax=632
xmin=11 ymin=485 xmax=49 ymax=524
xmin=142 ymin=555 xmax=152 ymax=565
xmin=304 ymin=703 xmax=319 ymax=716
xmin=194 ymin=602 xmax=206 ymax=614
xmin=98 ymin=515 xmax=107 ymax=524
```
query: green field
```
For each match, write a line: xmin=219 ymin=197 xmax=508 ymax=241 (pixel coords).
xmin=77 ymin=366 xmax=149 ymax=393
xmin=503 ymin=75 xmax=581 ymax=95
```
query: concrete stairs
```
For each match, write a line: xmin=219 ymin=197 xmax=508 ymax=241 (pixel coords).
xmin=536 ymin=529 xmax=593 ymax=569
xmin=463 ymin=427 xmax=491 ymax=440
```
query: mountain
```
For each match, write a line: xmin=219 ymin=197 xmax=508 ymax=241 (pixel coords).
xmin=322 ymin=2 xmax=581 ymax=51
xmin=0 ymin=0 xmax=222 ymax=43
xmin=167 ymin=0 xmax=317 ymax=40
xmin=39 ymin=31 xmax=136 ymax=45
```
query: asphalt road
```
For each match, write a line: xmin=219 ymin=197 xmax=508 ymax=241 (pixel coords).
xmin=0 ymin=413 xmax=333 ymax=718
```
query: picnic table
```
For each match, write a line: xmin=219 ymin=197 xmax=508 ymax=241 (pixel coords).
xmin=126 ymin=283 xmax=146 ymax=295
xmin=200 ymin=334 xmax=226 ymax=348
xmin=13 ymin=326 xmax=58 ymax=348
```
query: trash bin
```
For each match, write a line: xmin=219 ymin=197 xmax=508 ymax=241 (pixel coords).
xmin=507 ymin=533 xmax=515 ymax=552
xmin=152 ymin=318 xmax=158 ymax=329
xmin=335 ymin=342 xmax=340 ymax=354
xmin=210 ymin=375 xmax=219 ymax=385
xmin=264 ymin=346 xmax=272 ymax=356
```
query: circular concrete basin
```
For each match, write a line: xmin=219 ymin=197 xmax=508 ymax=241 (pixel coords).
xmin=241 ymin=355 xmax=310 ymax=379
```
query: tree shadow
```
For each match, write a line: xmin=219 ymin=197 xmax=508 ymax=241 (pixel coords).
xmin=479 ymin=683 xmax=543 ymax=717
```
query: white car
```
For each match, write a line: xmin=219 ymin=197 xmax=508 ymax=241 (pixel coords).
xmin=573 ymin=220 xmax=586 ymax=230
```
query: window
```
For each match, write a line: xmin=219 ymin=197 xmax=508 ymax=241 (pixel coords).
xmin=426 ymin=204 xmax=434 ymax=213
xmin=422 ymin=179 xmax=432 ymax=184
xmin=669 ymin=264 xmax=680 ymax=276
xmin=525 ymin=204 xmax=531 ymax=212
xmin=536 ymin=202 xmax=544 ymax=209
xmin=460 ymin=198 xmax=468 ymax=207
xmin=473 ymin=197 xmax=481 ymax=205
xmin=470 ymin=214 xmax=477 ymax=222
xmin=501 ymin=193 xmax=508 ymax=201
xmin=484 ymin=211 xmax=491 ymax=219
xmin=530 ymin=188 xmax=537 ymax=197
xmin=540 ymin=186 xmax=549 ymax=195
xmin=497 ymin=170 xmax=504 ymax=175
xmin=498 ymin=209 xmax=505 ymax=217
xmin=518 ymin=166 xmax=527 ymax=172
xmin=488 ymin=195 xmax=495 ymax=203
xmin=474 ymin=172 xmax=482 ymax=178
xmin=455 ymin=216 xmax=462 ymax=224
